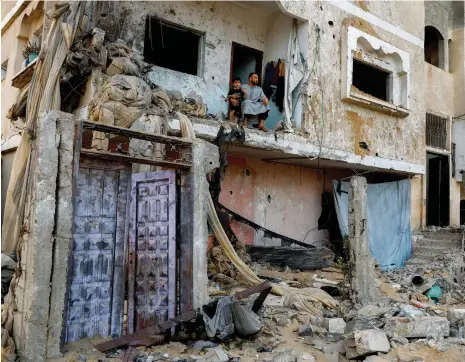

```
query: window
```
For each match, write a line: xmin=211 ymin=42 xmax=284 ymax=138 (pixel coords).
xmin=144 ymin=16 xmax=203 ymax=76
xmin=424 ymin=26 xmax=444 ymax=68
xmin=1 ymin=60 xmax=7 ymax=81
xmin=352 ymin=59 xmax=389 ymax=101
xmin=341 ymin=27 xmax=410 ymax=117
xmin=426 ymin=113 xmax=448 ymax=149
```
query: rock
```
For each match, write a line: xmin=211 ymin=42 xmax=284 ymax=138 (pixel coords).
xmin=364 ymin=356 xmax=390 ymax=362
xmin=357 ymin=305 xmax=390 ymax=320
xmin=196 ymin=347 xmax=229 ymax=362
xmin=186 ymin=341 xmax=218 ymax=355
xmin=323 ymin=318 xmax=346 ymax=335
xmin=303 ymin=336 xmax=324 ymax=350
xmin=322 ymin=341 xmax=345 ymax=354
xmin=436 ymin=342 xmax=452 ymax=352
xmin=396 ymin=351 xmax=423 ymax=362
xmin=78 ymin=355 xmax=87 ymax=362
xmin=390 ymin=335 xmax=408 ymax=346
xmin=297 ymin=352 xmax=315 ymax=362
xmin=447 ymin=309 xmax=465 ymax=324
xmin=345 ymin=318 xmax=379 ymax=333
xmin=345 ymin=330 xmax=390 ymax=359
xmin=271 ymin=349 xmax=297 ymax=362
xmin=322 ymin=353 xmax=340 ymax=362
xmin=384 ymin=317 xmax=449 ymax=338
xmin=298 ymin=324 xmax=314 ymax=336
xmin=390 ymin=341 xmax=398 ymax=348
xmin=274 ymin=315 xmax=289 ymax=327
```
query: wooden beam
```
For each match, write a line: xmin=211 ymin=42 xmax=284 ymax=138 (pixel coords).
xmin=82 ymin=120 xmax=193 ymax=147
xmin=80 ymin=149 xmax=192 ymax=169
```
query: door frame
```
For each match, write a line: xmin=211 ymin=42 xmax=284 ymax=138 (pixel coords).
xmin=230 ymin=42 xmax=264 ymax=86
xmin=426 ymin=151 xmax=450 ymax=226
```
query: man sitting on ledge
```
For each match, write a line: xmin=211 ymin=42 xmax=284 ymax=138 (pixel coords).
xmin=241 ymin=72 xmax=270 ymax=132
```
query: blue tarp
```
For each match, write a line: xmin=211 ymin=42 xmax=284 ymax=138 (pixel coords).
xmin=332 ymin=179 xmax=411 ymax=270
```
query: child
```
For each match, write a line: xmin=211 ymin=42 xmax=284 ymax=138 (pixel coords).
xmin=227 ymin=77 xmax=246 ymax=124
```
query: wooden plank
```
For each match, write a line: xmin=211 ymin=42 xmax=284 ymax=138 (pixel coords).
xmin=249 ymin=246 xmax=335 ymax=270
xmin=94 ymin=311 xmax=197 ymax=352
xmin=82 ymin=120 xmax=193 ymax=146
xmin=80 ymin=148 xmax=191 ymax=169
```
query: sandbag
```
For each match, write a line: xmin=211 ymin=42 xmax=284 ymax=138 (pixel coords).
xmin=231 ymin=297 xmax=262 ymax=336
xmin=202 ymin=296 xmax=235 ymax=340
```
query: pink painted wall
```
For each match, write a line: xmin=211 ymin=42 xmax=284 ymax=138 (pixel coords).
xmin=219 ymin=156 xmax=327 ymax=245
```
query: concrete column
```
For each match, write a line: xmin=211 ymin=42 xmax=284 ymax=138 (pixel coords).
xmin=348 ymin=176 xmax=378 ymax=305
xmin=19 ymin=112 xmax=60 ymax=362
xmin=191 ymin=139 xmax=219 ymax=308
xmin=47 ymin=112 xmax=75 ymax=358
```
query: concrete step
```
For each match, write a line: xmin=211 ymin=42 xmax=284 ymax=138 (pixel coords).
xmin=421 ymin=231 xmax=463 ymax=241
xmin=411 ymin=253 xmax=437 ymax=262
xmin=415 ymin=245 xmax=454 ymax=254
xmin=405 ymin=259 xmax=428 ymax=266
xmin=416 ymin=238 xmax=462 ymax=248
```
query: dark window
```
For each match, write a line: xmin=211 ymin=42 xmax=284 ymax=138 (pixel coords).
xmin=352 ymin=59 xmax=389 ymax=101
xmin=424 ymin=26 xmax=443 ymax=68
xmin=426 ymin=113 xmax=447 ymax=149
xmin=144 ymin=17 xmax=202 ymax=75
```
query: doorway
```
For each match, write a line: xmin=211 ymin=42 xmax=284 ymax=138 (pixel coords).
xmin=230 ymin=42 xmax=263 ymax=86
xmin=426 ymin=152 xmax=450 ymax=226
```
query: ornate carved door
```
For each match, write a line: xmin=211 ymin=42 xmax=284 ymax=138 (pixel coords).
xmin=65 ymin=159 xmax=129 ymax=342
xmin=127 ymin=171 xmax=176 ymax=333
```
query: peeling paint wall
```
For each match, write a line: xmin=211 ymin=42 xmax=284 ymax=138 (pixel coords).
xmin=278 ymin=0 xmax=426 ymax=167
xmin=113 ymin=1 xmax=270 ymax=116
xmin=425 ymin=63 xmax=454 ymax=117
xmin=219 ymin=156 xmax=327 ymax=245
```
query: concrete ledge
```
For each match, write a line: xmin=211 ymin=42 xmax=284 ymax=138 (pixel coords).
xmin=174 ymin=118 xmax=426 ymax=175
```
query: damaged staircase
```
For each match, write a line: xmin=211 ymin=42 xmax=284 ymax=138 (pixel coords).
xmin=407 ymin=228 xmax=464 ymax=266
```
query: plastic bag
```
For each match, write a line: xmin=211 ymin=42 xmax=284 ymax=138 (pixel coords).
xmin=426 ymin=285 xmax=443 ymax=303
xmin=231 ymin=296 xmax=262 ymax=336
xmin=400 ymin=304 xmax=426 ymax=319
xmin=201 ymin=296 xmax=235 ymax=340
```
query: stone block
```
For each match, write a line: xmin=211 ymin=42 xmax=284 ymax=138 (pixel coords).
xmin=447 ymin=309 xmax=465 ymax=324
xmin=322 ymin=341 xmax=345 ymax=354
xmin=345 ymin=318 xmax=378 ymax=333
xmin=345 ymin=329 xmax=390 ymax=359
xmin=297 ymin=352 xmax=315 ymax=362
xmin=323 ymin=318 xmax=346 ymax=335
xmin=364 ymin=357 xmax=390 ymax=362
xmin=384 ymin=317 xmax=449 ymax=338
xmin=271 ymin=349 xmax=297 ymax=362
xmin=298 ymin=324 xmax=314 ymax=336
xmin=322 ymin=353 xmax=340 ymax=362
xmin=397 ymin=351 xmax=423 ymax=362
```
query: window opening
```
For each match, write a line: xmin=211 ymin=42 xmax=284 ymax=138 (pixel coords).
xmin=426 ymin=113 xmax=447 ymax=149
xmin=352 ymin=59 xmax=390 ymax=101
xmin=144 ymin=16 xmax=203 ymax=76
xmin=424 ymin=26 xmax=443 ymax=68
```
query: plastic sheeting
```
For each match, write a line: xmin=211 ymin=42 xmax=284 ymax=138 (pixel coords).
xmin=332 ymin=179 xmax=412 ymax=270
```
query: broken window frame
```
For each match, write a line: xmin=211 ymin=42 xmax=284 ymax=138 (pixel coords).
xmin=144 ymin=15 xmax=206 ymax=77
xmin=342 ymin=27 xmax=410 ymax=118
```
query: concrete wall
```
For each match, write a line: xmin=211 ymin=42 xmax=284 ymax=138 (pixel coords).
xmin=278 ymin=0 xmax=426 ymax=168
xmin=219 ymin=156 xmax=327 ymax=245
xmin=425 ymin=63 xmax=454 ymax=118
xmin=111 ymin=1 xmax=270 ymax=117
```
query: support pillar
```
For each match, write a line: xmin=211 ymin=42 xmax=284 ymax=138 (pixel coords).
xmin=191 ymin=139 xmax=219 ymax=309
xmin=348 ymin=176 xmax=378 ymax=305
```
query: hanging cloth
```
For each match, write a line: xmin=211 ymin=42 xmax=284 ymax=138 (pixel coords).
xmin=283 ymin=19 xmax=305 ymax=130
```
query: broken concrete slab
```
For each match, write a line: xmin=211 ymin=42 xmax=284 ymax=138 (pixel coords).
xmin=345 ymin=329 xmax=390 ymax=359
xmin=447 ymin=309 xmax=465 ymax=324
xmin=384 ymin=317 xmax=449 ymax=338
xmin=196 ymin=347 xmax=229 ymax=362
xmin=321 ymin=341 xmax=345 ymax=354
xmin=297 ymin=352 xmax=315 ymax=362
xmin=323 ymin=318 xmax=346 ymax=335
xmin=396 ymin=351 xmax=424 ymax=362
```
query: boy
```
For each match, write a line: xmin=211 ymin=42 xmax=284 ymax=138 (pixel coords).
xmin=227 ymin=77 xmax=246 ymax=124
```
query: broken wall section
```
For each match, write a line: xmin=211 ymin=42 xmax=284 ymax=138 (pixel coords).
xmin=12 ymin=111 xmax=75 ymax=362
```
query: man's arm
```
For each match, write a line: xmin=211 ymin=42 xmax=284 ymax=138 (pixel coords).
xmin=263 ymin=96 xmax=269 ymax=106
xmin=259 ymin=88 xmax=269 ymax=105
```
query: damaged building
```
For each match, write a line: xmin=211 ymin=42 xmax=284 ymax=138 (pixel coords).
xmin=0 ymin=1 xmax=465 ymax=362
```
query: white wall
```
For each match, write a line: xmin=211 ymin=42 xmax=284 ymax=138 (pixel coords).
xmin=262 ymin=12 xmax=292 ymax=129
xmin=119 ymin=1 xmax=268 ymax=117
xmin=452 ymin=119 xmax=465 ymax=182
